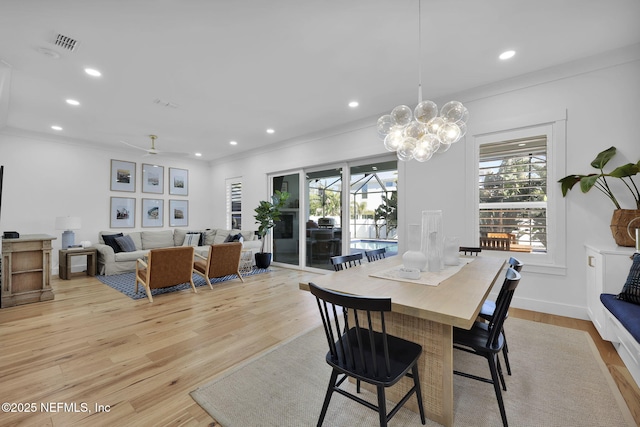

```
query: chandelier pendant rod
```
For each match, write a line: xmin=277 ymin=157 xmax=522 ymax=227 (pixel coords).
xmin=417 ymin=0 xmax=423 ymax=105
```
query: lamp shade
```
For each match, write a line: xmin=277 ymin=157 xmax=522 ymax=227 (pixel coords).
xmin=55 ymin=216 xmax=81 ymax=230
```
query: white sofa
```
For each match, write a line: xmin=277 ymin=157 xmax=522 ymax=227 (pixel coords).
xmin=94 ymin=228 xmax=261 ymax=275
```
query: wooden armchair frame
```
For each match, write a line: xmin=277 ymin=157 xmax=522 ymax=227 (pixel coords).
xmin=135 ymin=246 xmax=197 ymax=303
xmin=193 ymin=242 xmax=244 ymax=288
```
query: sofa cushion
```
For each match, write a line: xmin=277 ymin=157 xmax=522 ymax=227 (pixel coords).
xmin=601 ymin=293 xmax=640 ymax=343
xmin=213 ymin=229 xmax=233 ymax=245
xmin=103 ymin=233 xmax=124 ymax=253
xmin=203 ymin=229 xmax=216 ymax=245
xmin=183 ymin=232 xmax=201 ymax=247
xmin=114 ymin=249 xmax=148 ymax=262
xmin=115 ymin=235 xmax=137 ymax=252
xmin=240 ymin=230 xmax=255 ymax=241
xmin=617 ymin=253 xmax=640 ymax=305
xmin=141 ymin=230 xmax=175 ymax=249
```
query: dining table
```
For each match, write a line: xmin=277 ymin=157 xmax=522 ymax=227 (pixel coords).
xmin=299 ymin=254 xmax=506 ymax=427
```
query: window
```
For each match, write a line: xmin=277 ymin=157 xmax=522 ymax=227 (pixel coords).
xmin=469 ymin=111 xmax=567 ymax=275
xmin=479 ymin=136 xmax=547 ymax=253
xmin=226 ymin=178 xmax=242 ymax=229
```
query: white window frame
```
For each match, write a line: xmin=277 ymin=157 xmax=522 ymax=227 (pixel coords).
xmin=465 ymin=109 xmax=567 ymax=275
xmin=226 ymin=177 xmax=242 ymax=230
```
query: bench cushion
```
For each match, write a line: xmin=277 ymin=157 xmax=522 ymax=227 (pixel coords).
xmin=601 ymin=293 xmax=640 ymax=343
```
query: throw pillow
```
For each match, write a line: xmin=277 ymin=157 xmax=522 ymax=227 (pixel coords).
xmin=115 ymin=235 xmax=137 ymax=252
xmin=102 ymin=233 xmax=124 ymax=253
xmin=226 ymin=233 xmax=243 ymax=243
xmin=183 ymin=232 xmax=201 ymax=247
xmin=617 ymin=253 xmax=640 ymax=305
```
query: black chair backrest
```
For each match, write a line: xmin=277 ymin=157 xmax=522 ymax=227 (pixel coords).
xmin=486 ymin=268 xmax=521 ymax=348
xmin=508 ymin=256 xmax=523 ymax=272
xmin=364 ymin=247 xmax=386 ymax=262
xmin=330 ymin=253 xmax=363 ymax=271
xmin=460 ymin=246 xmax=481 ymax=256
xmin=309 ymin=282 xmax=392 ymax=378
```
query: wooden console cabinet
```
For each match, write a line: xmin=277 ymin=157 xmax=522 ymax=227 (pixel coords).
xmin=1 ymin=234 xmax=56 ymax=308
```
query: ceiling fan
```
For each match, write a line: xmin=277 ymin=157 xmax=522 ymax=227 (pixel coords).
xmin=120 ymin=134 xmax=188 ymax=156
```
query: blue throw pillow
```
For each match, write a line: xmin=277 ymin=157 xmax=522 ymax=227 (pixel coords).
xmin=115 ymin=235 xmax=137 ymax=252
xmin=617 ymin=253 xmax=640 ymax=305
xmin=103 ymin=233 xmax=124 ymax=253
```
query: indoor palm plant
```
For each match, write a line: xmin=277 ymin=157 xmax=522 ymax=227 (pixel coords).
xmin=559 ymin=146 xmax=639 ymax=246
xmin=253 ymin=190 xmax=290 ymax=268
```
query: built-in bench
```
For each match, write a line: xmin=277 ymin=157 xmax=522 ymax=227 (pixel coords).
xmin=600 ymin=294 xmax=640 ymax=385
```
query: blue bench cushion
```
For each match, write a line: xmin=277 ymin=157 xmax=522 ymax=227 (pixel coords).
xmin=601 ymin=293 xmax=640 ymax=343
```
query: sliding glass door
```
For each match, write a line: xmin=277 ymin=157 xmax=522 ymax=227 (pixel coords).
xmin=306 ymin=168 xmax=343 ymax=270
xmin=272 ymin=173 xmax=300 ymax=266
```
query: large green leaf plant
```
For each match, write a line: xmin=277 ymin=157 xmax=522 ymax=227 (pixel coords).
xmin=254 ymin=190 xmax=290 ymax=253
xmin=559 ymin=146 xmax=640 ymax=209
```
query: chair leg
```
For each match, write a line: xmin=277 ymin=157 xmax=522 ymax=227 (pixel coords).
xmin=376 ymin=385 xmax=388 ymax=427
xmin=236 ymin=268 xmax=245 ymax=283
xmin=502 ymin=330 xmax=512 ymax=375
xmin=317 ymin=369 xmax=338 ymax=427
xmin=144 ymin=285 xmax=153 ymax=303
xmin=188 ymin=278 xmax=197 ymax=294
xmin=488 ymin=355 xmax=509 ymax=427
xmin=412 ymin=364 xmax=426 ymax=424
xmin=496 ymin=355 xmax=507 ymax=391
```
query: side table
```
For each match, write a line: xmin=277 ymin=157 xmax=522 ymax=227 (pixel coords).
xmin=59 ymin=248 xmax=97 ymax=280
xmin=239 ymin=250 xmax=254 ymax=276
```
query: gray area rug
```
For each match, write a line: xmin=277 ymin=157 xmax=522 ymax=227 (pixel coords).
xmin=190 ymin=317 xmax=635 ymax=427
xmin=96 ymin=268 xmax=269 ymax=300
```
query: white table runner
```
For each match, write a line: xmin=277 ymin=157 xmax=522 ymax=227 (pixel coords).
xmin=369 ymin=257 xmax=475 ymax=286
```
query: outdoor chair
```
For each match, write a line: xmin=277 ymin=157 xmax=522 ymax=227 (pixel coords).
xmin=364 ymin=248 xmax=386 ymax=262
xmin=453 ymin=267 xmax=521 ymax=427
xmin=479 ymin=256 xmax=523 ymax=375
xmin=193 ymin=242 xmax=244 ymax=288
xmin=330 ymin=253 xmax=363 ymax=271
xmin=309 ymin=282 xmax=426 ymax=427
xmin=135 ymin=246 xmax=196 ymax=303
xmin=459 ymin=246 xmax=481 ymax=256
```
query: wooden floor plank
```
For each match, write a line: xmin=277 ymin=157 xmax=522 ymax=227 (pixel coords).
xmin=0 ymin=267 xmax=638 ymax=426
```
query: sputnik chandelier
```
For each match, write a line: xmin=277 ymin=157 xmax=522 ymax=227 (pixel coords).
xmin=376 ymin=0 xmax=468 ymax=162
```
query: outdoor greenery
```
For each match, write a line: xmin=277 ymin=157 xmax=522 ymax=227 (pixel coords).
xmin=480 ymin=155 xmax=547 ymax=247
xmin=559 ymin=146 xmax=640 ymax=209
xmin=374 ymin=192 xmax=397 ymax=239
xmin=254 ymin=190 xmax=290 ymax=253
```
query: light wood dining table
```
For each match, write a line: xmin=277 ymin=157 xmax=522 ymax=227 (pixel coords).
xmin=299 ymin=255 xmax=506 ymax=427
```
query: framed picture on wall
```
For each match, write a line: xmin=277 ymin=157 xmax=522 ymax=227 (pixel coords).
xmin=141 ymin=198 xmax=163 ymax=227
xmin=110 ymin=197 xmax=135 ymax=228
xmin=110 ymin=159 xmax=136 ymax=192
xmin=169 ymin=167 xmax=188 ymax=195
xmin=169 ymin=199 xmax=188 ymax=227
xmin=142 ymin=163 xmax=164 ymax=194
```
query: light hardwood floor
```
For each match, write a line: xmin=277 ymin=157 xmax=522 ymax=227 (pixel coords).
xmin=1 ymin=267 xmax=639 ymax=426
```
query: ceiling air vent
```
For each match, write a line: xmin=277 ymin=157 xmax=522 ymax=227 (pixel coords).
xmin=53 ymin=34 xmax=79 ymax=52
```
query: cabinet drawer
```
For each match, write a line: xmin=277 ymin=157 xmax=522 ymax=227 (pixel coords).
xmin=607 ymin=312 xmax=640 ymax=365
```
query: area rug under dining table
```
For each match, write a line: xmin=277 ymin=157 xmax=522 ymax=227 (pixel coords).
xmin=190 ymin=317 xmax=635 ymax=427
xmin=96 ymin=268 xmax=269 ymax=300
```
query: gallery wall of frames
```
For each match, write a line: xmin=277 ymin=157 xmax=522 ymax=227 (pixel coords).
xmin=109 ymin=159 xmax=189 ymax=229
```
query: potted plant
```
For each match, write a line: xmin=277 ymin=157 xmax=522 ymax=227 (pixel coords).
xmin=253 ymin=190 xmax=290 ymax=268
xmin=559 ymin=146 xmax=639 ymax=246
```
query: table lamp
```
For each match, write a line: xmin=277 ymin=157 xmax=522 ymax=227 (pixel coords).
xmin=55 ymin=216 xmax=81 ymax=248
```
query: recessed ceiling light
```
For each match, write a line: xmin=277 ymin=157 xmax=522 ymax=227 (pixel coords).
xmin=195 ymin=152 xmax=202 ymax=157
xmin=266 ymin=128 xmax=275 ymax=134
xmin=66 ymin=99 xmax=80 ymax=106
xmin=348 ymin=101 xmax=359 ymax=108
xmin=230 ymin=141 xmax=238 ymax=146
xmin=51 ymin=125 xmax=63 ymax=131
xmin=84 ymin=68 xmax=101 ymax=77
xmin=499 ymin=50 xmax=516 ymax=60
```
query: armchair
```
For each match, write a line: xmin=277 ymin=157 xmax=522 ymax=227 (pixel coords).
xmin=193 ymin=242 xmax=244 ymax=288
xmin=135 ymin=246 xmax=197 ymax=303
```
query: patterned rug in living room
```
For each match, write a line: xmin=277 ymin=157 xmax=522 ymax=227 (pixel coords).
xmin=96 ymin=268 xmax=270 ymax=300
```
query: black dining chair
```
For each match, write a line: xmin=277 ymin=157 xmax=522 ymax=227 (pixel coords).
xmin=330 ymin=253 xmax=363 ymax=271
xmin=364 ymin=247 xmax=386 ymax=262
xmin=479 ymin=256 xmax=523 ymax=375
xmin=453 ymin=267 xmax=521 ymax=427
xmin=459 ymin=246 xmax=482 ymax=256
xmin=309 ymin=282 xmax=426 ymax=427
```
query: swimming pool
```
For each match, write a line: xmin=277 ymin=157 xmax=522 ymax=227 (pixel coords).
xmin=350 ymin=239 xmax=398 ymax=256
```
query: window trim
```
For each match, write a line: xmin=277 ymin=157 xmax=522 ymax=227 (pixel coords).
xmin=465 ymin=109 xmax=567 ymax=275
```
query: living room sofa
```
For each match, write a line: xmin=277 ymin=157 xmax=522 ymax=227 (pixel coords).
xmin=94 ymin=228 xmax=261 ymax=275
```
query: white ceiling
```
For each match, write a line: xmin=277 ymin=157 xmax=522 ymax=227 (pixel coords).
xmin=1 ymin=0 xmax=639 ymax=162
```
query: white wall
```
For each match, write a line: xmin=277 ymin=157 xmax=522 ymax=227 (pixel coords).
xmin=1 ymin=45 xmax=638 ymax=319
xmin=0 ymin=130 xmax=212 ymax=272
xmin=210 ymin=45 xmax=640 ymax=319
